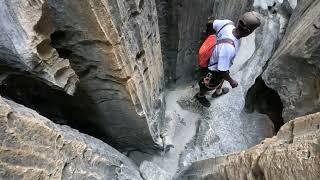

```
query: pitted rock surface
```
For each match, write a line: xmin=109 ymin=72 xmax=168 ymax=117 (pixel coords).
xmin=0 ymin=0 xmax=78 ymax=94
xmin=263 ymin=0 xmax=320 ymax=121
xmin=0 ymin=0 xmax=320 ymax=179
xmin=46 ymin=0 xmax=165 ymax=150
xmin=0 ymin=96 xmax=142 ymax=180
xmin=179 ymin=112 xmax=320 ymax=180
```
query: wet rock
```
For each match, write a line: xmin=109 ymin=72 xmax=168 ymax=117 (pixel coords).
xmin=179 ymin=112 xmax=320 ymax=180
xmin=0 ymin=96 xmax=142 ymax=180
xmin=263 ymin=0 xmax=320 ymax=121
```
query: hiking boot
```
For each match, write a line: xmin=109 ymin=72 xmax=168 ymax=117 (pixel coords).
xmin=195 ymin=93 xmax=211 ymax=107
xmin=212 ymin=87 xmax=229 ymax=98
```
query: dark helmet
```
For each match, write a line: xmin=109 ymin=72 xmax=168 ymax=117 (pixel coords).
xmin=238 ymin=11 xmax=261 ymax=33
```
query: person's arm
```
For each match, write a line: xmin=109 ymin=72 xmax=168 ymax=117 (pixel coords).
xmin=216 ymin=45 xmax=238 ymax=88
xmin=222 ymin=71 xmax=238 ymax=88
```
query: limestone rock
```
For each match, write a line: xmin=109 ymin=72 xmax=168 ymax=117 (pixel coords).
xmin=0 ymin=96 xmax=142 ymax=180
xmin=47 ymin=0 xmax=165 ymax=150
xmin=0 ymin=0 xmax=78 ymax=94
xmin=179 ymin=112 xmax=320 ymax=180
xmin=263 ymin=0 xmax=320 ymax=121
xmin=140 ymin=161 xmax=172 ymax=180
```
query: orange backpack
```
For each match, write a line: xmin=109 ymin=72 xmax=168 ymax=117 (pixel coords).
xmin=198 ymin=22 xmax=234 ymax=69
xmin=198 ymin=35 xmax=217 ymax=68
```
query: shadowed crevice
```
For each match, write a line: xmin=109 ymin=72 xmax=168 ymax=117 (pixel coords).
xmin=245 ymin=76 xmax=284 ymax=132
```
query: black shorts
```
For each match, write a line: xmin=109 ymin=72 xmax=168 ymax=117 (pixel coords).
xmin=198 ymin=69 xmax=225 ymax=93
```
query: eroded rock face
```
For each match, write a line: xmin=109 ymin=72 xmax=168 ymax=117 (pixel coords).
xmin=1 ymin=0 xmax=320 ymax=179
xmin=0 ymin=96 xmax=142 ymax=180
xmin=0 ymin=0 xmax=78 ymax=94
xmin=0 ymin=0 xmax=165 ymax=150
xmin=179 ymin=112 xmax=320 ymax=180
xmin=156 ymin=0 xmax=216 ymax=85
xmin=47 ymin=0 xmax=165 ymax=150
xmin=263 ymin=0 xmax=320 ymax=121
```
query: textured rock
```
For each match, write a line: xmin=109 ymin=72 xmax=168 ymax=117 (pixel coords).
xmin=263 ymin=0 xmax=320 ymax=122
xmin=140 ymin=161 xmax=172 ymax=180
xmin=0 ymin=96 xmax=142 ymax=180
xmin=46 ymin=0 xmax=165 ymax=150
xmin=1 ymin=0 xmax=320 ymax=179
xmin=156 ymin=0 xmax=216 ymax=85
xmin=179 ymin=112 xmax=320 ymax=180
xmin=0 ymin=0 xmax=78 ymax=94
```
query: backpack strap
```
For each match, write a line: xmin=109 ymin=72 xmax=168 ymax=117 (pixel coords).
xmin=208 ymin=38 xmax=235 ymax=68
xmin=216 ymin=38 xmax=235 ymax=48
xmin=207 ymin=22 xmax=235 ymax=68
xmin=216 ymin=22 xmax=234 ymax=35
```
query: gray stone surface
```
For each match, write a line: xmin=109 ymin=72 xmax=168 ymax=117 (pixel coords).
xmin=156 ymin=0 xmax=216 ymax=85
xmin=263 ymin=0 xmax=320 ymax=121
xmin=0 ymin=0 xmax=78 ymax=94
xmin=0 ymin=96 xmax=142 ymax=180
xmin=0 ymin=0 xmax=166 ymax=150
xmin=140 ymin=161 xmax=172 ymax=180
xmin=46 ymin=0 xmax=165 ymax=150
xmin=179 ymin=112 xmax=320 ymax=180
xmin=1 ymin=0 xmax=320 ymax=179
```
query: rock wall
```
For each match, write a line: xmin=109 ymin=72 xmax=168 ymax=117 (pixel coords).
xmin=0 ymin=0 xmax=78 ymax=94
xmin=0 ymin=96 xmax=142 ymax=179
xmin=0 ymin=0 xmax=165 ymax=150
xmin=263 ymin=0 xmax=320 ymax=121
xmin=179 ymin=112 xmax=320 ymax=180
xmin=156 ymin=0 xmax=216 ymax=85
xmin=1 ymin=0 xmax=320 ymax=179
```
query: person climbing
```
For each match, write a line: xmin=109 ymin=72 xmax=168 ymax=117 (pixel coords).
xmin=195 ymin=11 xmax=261 ymax=107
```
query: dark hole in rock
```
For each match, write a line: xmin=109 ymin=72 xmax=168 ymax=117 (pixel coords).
xmin=136 ymin=50 xmax=145 ymax=59
xmin=139 ymin=0 xmax=144 ymax=10
xmin=50 ymin=30 xmax=67 ymax=47
xmin=245 ymin=76 xmax=284 ymax=132
xmin=0 ymin=74 xmax=115 ymax=146
xmin=55 ymin=48 xmax=72 ymax=59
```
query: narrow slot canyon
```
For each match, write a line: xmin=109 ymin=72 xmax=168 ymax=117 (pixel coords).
xmin=0 ymin=0 xmax=320 ymax=179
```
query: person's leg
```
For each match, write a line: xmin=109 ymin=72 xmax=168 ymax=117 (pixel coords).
xmin=195 ymin=77 xmax=212 ymax=107
xmin=215 ymin=80 xmax=224 ymax=94
xmin=197 ymin=78 xmax=208 ymax=96
xmin=212 ymin=80 xmax=229 ymax=97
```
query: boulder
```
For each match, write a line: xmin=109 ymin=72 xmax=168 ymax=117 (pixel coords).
xmin=263 ymin=0 xmax=320 ymax=121
xmin=0 ymin=96 xmax=142 ymax=179
xmin=179 ymin=112 xmax=320 ymax=180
